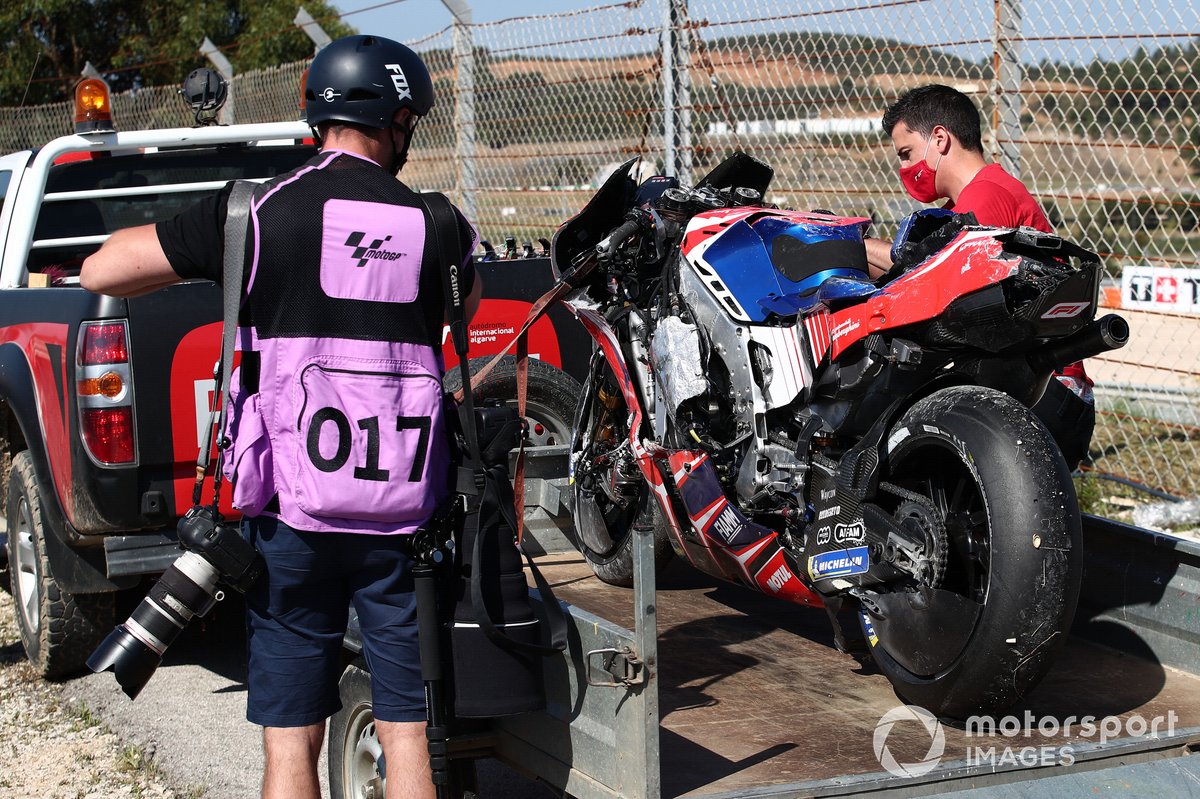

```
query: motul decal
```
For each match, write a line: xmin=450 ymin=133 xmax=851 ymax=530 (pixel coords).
xmin=1040 ymin=302 xmax=1090 ymax=320
xmin=752 ymin=547 xmax=822 ymax=606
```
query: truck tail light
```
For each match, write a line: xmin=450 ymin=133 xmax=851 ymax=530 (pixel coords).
xmin=81 ymin=408 xmax=135 ymax=463
xmin=77 ymin=320 xmax=136 ymax=465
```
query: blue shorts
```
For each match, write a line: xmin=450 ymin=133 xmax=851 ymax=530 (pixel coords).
xmin=242 ymin=517 xmax=426 ymax=727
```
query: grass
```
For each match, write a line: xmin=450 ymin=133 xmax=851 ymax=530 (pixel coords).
xmin=1089 ymin=412 xmax=1200 ymax=500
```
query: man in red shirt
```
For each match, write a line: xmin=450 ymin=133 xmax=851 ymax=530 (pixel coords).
xmin=865 ymin=84 xmax=1050 ymax=272
xmin=865 ymin=84 xmax=1094 ymax=469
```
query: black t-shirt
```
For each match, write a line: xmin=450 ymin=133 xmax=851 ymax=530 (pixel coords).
xmin=156 ymin=173 xmax=476 ymax=294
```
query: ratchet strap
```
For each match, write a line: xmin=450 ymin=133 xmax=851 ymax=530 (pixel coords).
xmin=450 ymin=249 xmax=599 ymax=537
xmin=421 ymin=191 xmax=568 ymax=657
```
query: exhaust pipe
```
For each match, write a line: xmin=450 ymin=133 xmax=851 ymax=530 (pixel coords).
xmin=1028 ymin=313 xmax=1130 ymax=373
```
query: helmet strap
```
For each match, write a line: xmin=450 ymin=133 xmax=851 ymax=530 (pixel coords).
xmin=389 ymin=118 xmax=420 ymax=176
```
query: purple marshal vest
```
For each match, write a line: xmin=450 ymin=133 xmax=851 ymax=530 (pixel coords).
xmin=221 ymin=151 xmax=469 ymax=535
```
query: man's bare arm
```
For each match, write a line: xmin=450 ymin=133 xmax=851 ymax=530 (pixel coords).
xmin=81 ymin=225 xmax=181 ymax=297
xmin=864 ymin=236 xmax=894 ymax=279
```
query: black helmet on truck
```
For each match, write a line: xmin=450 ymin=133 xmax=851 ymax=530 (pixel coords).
xmin=304 ymin=34 xmax=435 ymax=129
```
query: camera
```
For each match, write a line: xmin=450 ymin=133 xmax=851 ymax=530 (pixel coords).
xmin=87 ymin=506 xmax=263 ymax=698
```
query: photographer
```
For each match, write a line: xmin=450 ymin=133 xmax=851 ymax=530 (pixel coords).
xmin=82 ymin=34 xmax=480 ymax=799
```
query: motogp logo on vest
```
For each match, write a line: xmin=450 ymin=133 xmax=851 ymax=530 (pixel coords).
xmin=385 ymin=64 xmax=412 ymax=102
xmin=344 ymin=231 xmax=408 ymax=268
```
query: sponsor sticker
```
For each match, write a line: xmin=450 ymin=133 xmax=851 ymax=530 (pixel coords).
xmin=834 ymin=521 xmax=865 ymax=544
xmin=817 ymin=505 xmax=841 ymax=521
xmin=1040 ymin=301 xmax=1089 ymax=320
xmin=861 ymin=610 xmax=879 ymax=647
xmin=815 ymin=526 xmax=832 ymax=545
xmin=809 ymin=545 xmax=869 ymax=580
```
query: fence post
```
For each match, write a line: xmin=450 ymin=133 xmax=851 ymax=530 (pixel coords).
xmin=991 ymin=0 xmax=1023 ymax=178
xmin=442 ymin=0 xmax=477 ymax=223
xmin=294 ymin=7 xmax=333 ymax=52
xmin=199 ymin=37 xmax=235 ymax=125
xmin=662 ymin=0 xmax=691 ymax=181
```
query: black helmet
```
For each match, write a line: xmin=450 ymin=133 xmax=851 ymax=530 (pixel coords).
xmin=305 ymin=35 xmax=434 ymax=129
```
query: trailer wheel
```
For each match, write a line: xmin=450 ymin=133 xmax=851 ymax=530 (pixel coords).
xmin=444 ymin=356 xmax=580 ymax=447
xmin=330 ymin=663 xmax=479 ymax=799
xmin=329 ymin=664 xmax=382 ymax=799
xmin=6 ymin=450 xmax=113 ymax=679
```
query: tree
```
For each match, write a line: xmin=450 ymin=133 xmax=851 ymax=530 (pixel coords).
xmin=0 ymin=0 xmax=355 ymax=106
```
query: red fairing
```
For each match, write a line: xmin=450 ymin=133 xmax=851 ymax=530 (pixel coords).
xmin=665 ymin=449 xmax=823 ymax=607
xmin=568 ymin=306 xmax=692 ymax=560
xmin=823 ymin=230 xmax=1018 ymax=361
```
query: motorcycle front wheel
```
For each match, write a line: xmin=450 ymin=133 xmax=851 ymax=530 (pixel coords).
xmin=861 ymin=385 xmax=1082 ymax=719
xmin=569 ymin=358 xmax=674 ymax=587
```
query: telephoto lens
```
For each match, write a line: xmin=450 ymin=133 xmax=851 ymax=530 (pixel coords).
xmin=87 ymin=549 xmax=223 ymax=699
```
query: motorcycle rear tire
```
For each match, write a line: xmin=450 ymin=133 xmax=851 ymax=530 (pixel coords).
xmin=863 ymin=385 xmax=1082 ymax=718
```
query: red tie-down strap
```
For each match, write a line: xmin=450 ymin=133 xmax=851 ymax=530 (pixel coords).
xmin=455 ymin=254 xmax=597 ymax=543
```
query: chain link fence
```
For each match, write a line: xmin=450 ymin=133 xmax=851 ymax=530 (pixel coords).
xmin=2 ymin=0 xmax=1197 ymax=512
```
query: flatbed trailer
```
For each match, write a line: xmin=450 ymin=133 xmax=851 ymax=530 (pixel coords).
xmin=489 ymin=511 xmax=1200 ymax=798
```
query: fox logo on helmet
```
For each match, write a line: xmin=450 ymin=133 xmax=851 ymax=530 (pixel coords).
xmin=385 ymin=64 xmax=412 ymax=103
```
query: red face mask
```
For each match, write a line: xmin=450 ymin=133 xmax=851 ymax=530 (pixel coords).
xmin=898 ymin=135 xmax=943 ymax=203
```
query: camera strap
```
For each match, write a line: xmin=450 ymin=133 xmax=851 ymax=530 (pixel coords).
xmin=420 ymin=191 xmax=567 ymax=657
xmin=192 ymin=179 xmax=256 ymax=509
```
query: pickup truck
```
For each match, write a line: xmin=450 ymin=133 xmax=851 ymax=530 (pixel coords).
xmin=0 ymin=81 xmax=582 ymax=679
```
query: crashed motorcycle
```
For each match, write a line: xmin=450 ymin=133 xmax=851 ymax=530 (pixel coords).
xmin=554 ymin=154 xmax=1128 ymax=717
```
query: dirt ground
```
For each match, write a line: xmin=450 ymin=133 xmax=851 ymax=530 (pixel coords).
xmin=0 ymin=593 xmax=183 ymax=799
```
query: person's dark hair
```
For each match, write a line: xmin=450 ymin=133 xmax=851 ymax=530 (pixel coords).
xmin=881 ymin=84 xmax=984 ymax=153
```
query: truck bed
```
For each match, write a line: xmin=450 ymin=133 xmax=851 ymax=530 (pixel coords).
xmin=499 ymin=515 xmax=1200 ymax=797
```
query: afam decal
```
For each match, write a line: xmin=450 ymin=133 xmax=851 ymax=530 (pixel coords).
xmin=809 ymin=546 xmax=869 ymax=580
xmin=834 ymin=522 xmax=865 ymax=545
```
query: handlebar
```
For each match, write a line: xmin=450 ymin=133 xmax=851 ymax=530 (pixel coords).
xmin=595 ymin=217 xmax=644 ymax=262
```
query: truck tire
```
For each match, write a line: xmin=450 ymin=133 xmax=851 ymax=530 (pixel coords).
xmin=329 ymin=663 xmax=478 ymax=799
xmin=6 ymin=450 xmax=114 ymax=679
xmin=444 ymin=356 xmax=580 ymax=447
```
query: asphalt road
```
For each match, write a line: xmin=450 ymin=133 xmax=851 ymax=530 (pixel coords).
xmin=62 ymin=590 xmax=558 ymax=799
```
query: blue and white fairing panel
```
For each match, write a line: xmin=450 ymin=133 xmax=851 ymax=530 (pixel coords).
xmin=681 ymin=208 xmax=872 ymax=323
